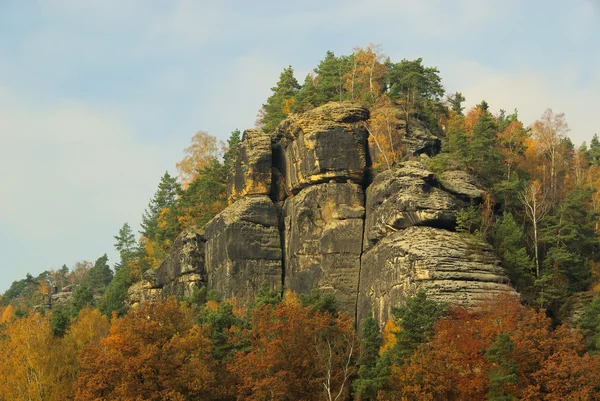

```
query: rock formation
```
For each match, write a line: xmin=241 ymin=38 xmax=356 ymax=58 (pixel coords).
xmin=133 ymin=101 xmax=517 ymax=326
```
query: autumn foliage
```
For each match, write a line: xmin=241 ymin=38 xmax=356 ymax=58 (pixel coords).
xmin=75 ymin=298 xmax=216 ymax=401
xmin=231 ymin=294 xmax=357 ymax=401
xmin=380 ymin=295 xmax=600 ymax=400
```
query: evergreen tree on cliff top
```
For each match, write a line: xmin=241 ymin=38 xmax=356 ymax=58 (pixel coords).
xmin=258 ymin=66 xmax=300 ymax=132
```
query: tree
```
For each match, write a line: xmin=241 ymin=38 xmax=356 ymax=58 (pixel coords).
xmin=113 ymin=222 xmax=136 ymax=267
xmin=367 ymin=95 xmax=404 ymax=170
xmin=139 ymin=171 xmax=182 ymax=270
xmin=312 ymin=50 xmax=351 ymax=104
xmin=380 ymin=295 xmax=600 ymax=401
xmin=83 ymin=253 xmax=113 ymax=291
xmin=353 ymin=316 xmax=389 ymax=401
xmin=390 ymin=290 xmax=446 ymax=364
xmin=231 ymin=294 xmax=357 ymax=401
xmin=467 ymin=105 xmax=503 ymax=183
xmin=75 ymin=298 xmax=216 ymax=400
xmin=258 ymin=66 xmax=301 ymax=132
xmin=0 ymin=312 xmax=70 ymax=400
xmin=497 ymin=119 xmax=529 ymax=181
xmin=446 ymin=92 xmax=465 ymax=115
xmin=532 ymin=109 xmax=570 ymax=205
xmin=520 ymin=180 xmax=549 ymax=278
xmin=492 ymin=212 xmax=535 ymax=294
xmin=176 ymin=130 xmax=220 ymax=187
xmin=344 ymin=44 xmax=387 ymax=104
xmin=540 ymin=187 xmax=599 ymax=295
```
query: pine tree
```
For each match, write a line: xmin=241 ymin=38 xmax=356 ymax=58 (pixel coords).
xmin=140 ymin=171 xmax=181 ymax=239
xmin=486 ymin=333 xmax=519 ymax=401
xmin=447 ymin=92 xmax=466 ymax=115
xmin=492 ymin=212 xmax=535 ymax=294
xmin=353 ymin=316 xmax=390 ymax=400
xmin=114 ymin=222 xmax=136 ymax=267
xmin=259 ymin=66 xmax=301 ymax=132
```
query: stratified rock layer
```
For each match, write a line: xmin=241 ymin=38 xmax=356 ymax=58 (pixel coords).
xmin=364 ymin=161 xmax=468 ymax=250
xmin=227 ymin=129 xmax=272 ymax=203
xmin=204 ymin=195 xmax=282 ymax=303
xmin=358 ymin=226 xmax=516 ymax=325
xmin=273 ymin=102 xmax=370 ymax=194
xmin=283 ymin=183 xmax=364 ymax=315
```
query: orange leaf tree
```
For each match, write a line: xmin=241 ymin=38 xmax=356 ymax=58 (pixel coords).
xmin=75 ymin=298 xmax=216 ymax=400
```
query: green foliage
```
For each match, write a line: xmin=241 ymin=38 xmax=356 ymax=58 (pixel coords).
xmin=299 ymin=289 xmax=338 ymax=315
xmin=82 ymin=254 xmax=113 ymax=292
xmin=140 ymin=171 xmax=182 ymax=242
xmin=578 ymin=297 xmax=600 ymax=353
xmin=259 ymin=66 xmax=301 ymax=132
xmin=353 ymin=316 xmax=389 ymax=400
xmin=447 ymin=92 xmax=465 ymax=115
xmin=589 ymin=134 xmax=600 ymax=165
xmin=485 ymin=333 xmax=518 ymax=401
xmin=455 ymin=205 xmax=482 ymax=235
xmin=98 ymin=263 xmax=132 ymax=317
xmin=492 ymin=212 xmax=535 ymax=293
xmin=49 ymin=306 xmax=71 ymax=337
xmin=468 ymin=108 xmax=503 ymax=183
xmin=312 ymin=50 xmax=351 ymax=104
xmin=540 ymin=187 xmax=599 ymax=293
xmin=253 ymin=281 xmax=282 ymax=308
xmin=391 ymin=290 xmax=446 ymax=364
xmin=386 ymin=58 xmax=444 ymax=102
xmin=196 ymin=301 xmax=249 ymax=360
xmin=71 ymin=283 xmax=94 ymax=313
xmin=114 ymin=223 xmax=136 ymax=267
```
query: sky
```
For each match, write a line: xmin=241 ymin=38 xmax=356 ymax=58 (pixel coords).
xmin=0 ymin=0 xmax=599 ymax=292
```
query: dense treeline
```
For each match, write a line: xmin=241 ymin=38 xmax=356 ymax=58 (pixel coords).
xmin=2 ymin=291 xmax=599 ymax=399
xmin=3 ymin=44 xmax=600 ymax=399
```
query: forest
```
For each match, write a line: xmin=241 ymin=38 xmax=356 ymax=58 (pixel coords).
xmin=2 ymin=44 xmax=600 ymax=400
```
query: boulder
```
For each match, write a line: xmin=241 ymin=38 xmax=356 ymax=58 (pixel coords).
xmin=274 ymin=102 xmax=369 ymax=194
xmin=358 ymin=226 xmax=516 ymax=325
xmin=204 ymin=195 xmax=282 ymax=304
xmin=227 ymin=129 xmax=272 ymax=203
xmin=363 ymin=161 xmax=467 ymax=250
xmin=283 ymin=182 xmax=364 ymax=315
xmin=439 ymin=170 xmax=486 ymax=201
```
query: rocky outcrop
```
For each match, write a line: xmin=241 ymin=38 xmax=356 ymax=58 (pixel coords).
xmin=204 ymin=196 xmax=282 ymax=304
xmin=133 ymin=101 xmax=517 ymax=328
xmin=358 ymin=226 xmax=516 ymax=325
xmin=227 ymin=129 xmax=272 ymax=203
xmin=363 ymin=161 xmax=469 ymax=250
xmin=273 ymin=102 xmax=370 ymax=194
xmin=404 ymin=117 xmax=441 ymax=156
xmin=283 ymin=183 xmax=364 ymax=315
xmin=439 ymin=170 xmax=486 ymax=201
xmin=143 ymin=228 xmax=207 ymax=298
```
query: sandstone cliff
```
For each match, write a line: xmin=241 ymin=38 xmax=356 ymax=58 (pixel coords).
xmin=132 ymin=102 xmax=517 ymax=326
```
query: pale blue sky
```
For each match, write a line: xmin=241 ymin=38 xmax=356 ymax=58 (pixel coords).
xmin=1 ymin=0 xmax=599 ymax=292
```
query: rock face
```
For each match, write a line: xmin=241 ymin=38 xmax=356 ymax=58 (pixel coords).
xmin=358 ymin=226 xmax=514 ymax=325
xmin=227 ymin=129 xmax=273 ymax=203
xmin=204 ymin=196 xmax=282 ymax=303
xmin=144 ymin=228 xmax=207 ymax=298
xmin=273 ymin=102 xmax=370 ymax=194
xmin=404 ymin=117 xmax=441 ymax=156
xmin=363 ymin=161 xmax=468 ymax=250
xmin=283 ymin=183 xmax=364 ymax=315
xmin=134 ymin=101 xmax=517 ymax=327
